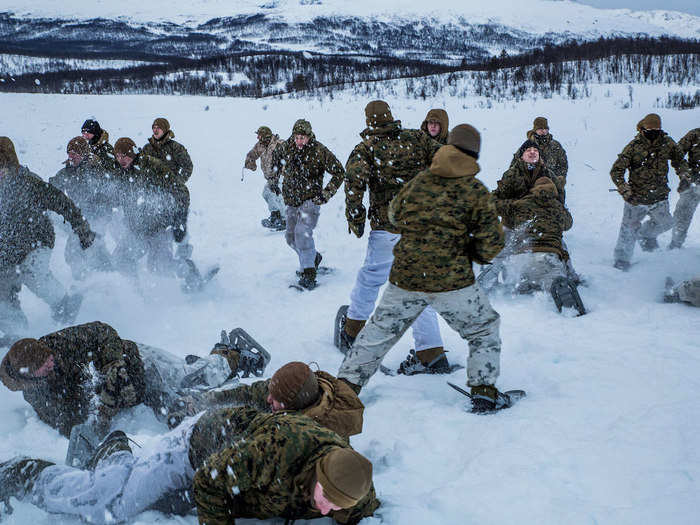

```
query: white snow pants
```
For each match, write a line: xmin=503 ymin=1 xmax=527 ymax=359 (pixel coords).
xmin=339 ymin=283 xmax=501 ymax=387
xmin=348 ymin=230 xmax=443 ymax=351
xmin=65 ymin=216 xmax=113 ymax=280
xmin=113 ymin=229 xmax=176 ymax=276
xmin=33 ymin=423 xmax=196 ymax=524
xmin=262 ymin=184 xmax=286 ymax=215
xmin=504 ymin=252 xmax=567 ymax=292
xmin=613 ymin=200 xmax=673 ymax=263
xmin=671 ymin=186 xmax=700 ymax=247
xmin=285 ymin=200 xmax=320 ymax=270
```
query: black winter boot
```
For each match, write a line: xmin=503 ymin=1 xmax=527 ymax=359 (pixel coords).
xmin=297 ymin=268 xmax=317 ymax=290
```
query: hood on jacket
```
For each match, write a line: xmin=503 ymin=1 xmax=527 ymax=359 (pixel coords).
xmin=428 ymin=145 xmax=480 ymax=179
xmin=420 ymin=109 xmax=449 ymax=143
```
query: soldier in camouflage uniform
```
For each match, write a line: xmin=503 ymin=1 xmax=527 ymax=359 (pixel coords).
xmin=511 ymin=116 xmax=568 ymax=181
xmin=497 ymin=176 xmax=573 ymax=293
xmin=50 ymin=137 xmax=114 ymax=280
xmin=141 ymin=117 xmax=194 ymax=182
xmin=170 ymin=361 xmax=364 ymax=438
xmin=420 ymin=108 xmax=449 ymax=145
xmin=81 ymin=119 xmax=115 ymax=171
xmin=669 ymin=127 xmax=700 ymax=248
xmin=610 ymin=113 xmax=690 ymax=270
xmin=0 ymin=137 xmax=95 ymax=342
xmin=271 ymin=119 xmax=345 ymax=289
xmin=342 ymin=100 xmax=448 ymax=374
xmin=0 ymin=408 xmax=378 ymax=524
xmin=664 ymin=276 xmax=700 ymax=307
xmin=110 ymin=138 xmax=201 ymax=288
xmin=339 ymin=125 xmax=512 ymax=413
xmin=244 ymin=125 xmax=287 ymax=230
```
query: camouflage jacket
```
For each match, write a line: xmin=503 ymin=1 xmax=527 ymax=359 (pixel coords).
xmin=89 ymin=130 xmax=115 ymax=172
xmin=49 ymin=162 xmax=114 ymax=223
xmin=0 ymin=165 xmax=91 ymax=267
xmin=513 ymin=131 xmax=569 ymax=180
xmin=191 ymin=408 xmax=379 ymax=525
xmin=678 ymin=127 xmax=700 ymax=182
xmin=388 ymin=145 xmax=505 ymax=292
xmin=3 ymin=322 xmax=146 ymax=437
xmin=141 ymin=131 xmax=193 ymax=182
xmin=244 ymin=134 xmax=284 ymax=183
xmin=345 ymin=121 xmax=440 ymax=232
xmin=501 ymin=183 xmax=573 ymax=260
xmin=610 ymin=131 xmax=690 ymax=205
xmin=271 ymin=135 xmax=345 ymax=207
xmin=493 ymin=160 xmax=566 ymax=228
xmin=111 ymin=154 xmax=189 ymax=237
xmin=195 ymin=370 xmax=364 ymax=438
xmin=420 ymin=109 xmax=449 ymax=145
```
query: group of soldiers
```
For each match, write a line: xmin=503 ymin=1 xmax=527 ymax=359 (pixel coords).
xmin=0 ymin=117 xmax=215 ymax=345
xmin=0 ymin=100 xmax=698 ymax=524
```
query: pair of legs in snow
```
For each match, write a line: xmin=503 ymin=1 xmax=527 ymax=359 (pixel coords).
xmin=261 ymin=183 xmax=286 ymax=230
xmin=0 ymin=247 xmax=81 ymax=343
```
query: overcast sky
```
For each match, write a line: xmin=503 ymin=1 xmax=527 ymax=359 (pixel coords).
xmin=574 ymin=0 xmax=700 ymax=17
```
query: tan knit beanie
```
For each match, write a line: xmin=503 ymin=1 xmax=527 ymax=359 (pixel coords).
xmin=637 ymin=113 xmax=661 ymax=131
xmin=364 ymin=100 xmax=394 ymax=127
xmin=114 ymin=137 xmax=138 ymax=158
xmin=152 ymin=118 xmax=170 ymax=132
xmin=0 ymin=339 xmax=54 ymax=391
xmin=268 ymin=362 xmax=320 ymax=410
xmin=447 ymin=124 xmax=481 ymax=157
xmin=0 ymin=137 xmax=20 ymax=171
xmin=67 ymin=136 xmax=90 ymax=156
xmin=315 ymin=447 xmax=373 ymax=509
xmin=533 ymin=117 xmax=549 ymax=130
xmin=531 ymin=176 xmax=558 ymax=197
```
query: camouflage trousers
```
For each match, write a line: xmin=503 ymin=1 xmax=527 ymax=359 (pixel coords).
xmin=262 ymin=183 xmax=286 ymax=215
xmin=348 ymin=230 xmax=444 ymax=351
xmin=113 ymin=229 xmax=177 ymax=276
xmin=673 ymin=277 xmax=700 ymax=307
xmin=504 ymin=252 xmax=567 ymax=292
xmin=285 ymin=200 xmax=320 ymax=269
xmin=33 ymin=421 xmax=197 ymax=524
xmin=613 ymin=200 xmax=673 ymax=263
xmin=671 ymin=187 xmax=700 ymax=247
xmin=338 ymin=283 xmax=501 ymax=387
xmin=64 ymin=215 xmax=113 ymax=280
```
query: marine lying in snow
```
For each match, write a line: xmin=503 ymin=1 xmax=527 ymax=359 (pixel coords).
xmin=0 ymin=322 xmax=271 ymax=467
xmin=0 ymin=408 xmax=379 ymax=525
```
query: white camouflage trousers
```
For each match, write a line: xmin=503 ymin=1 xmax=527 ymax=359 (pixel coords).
xmin=262 ymin=184 xmax=286 ymax=215
xmin=504 ymin=252 xmax=567 ymax=292
xmin=338 ymin=283 xmax=501 ymax=387
xmin=348 ymin=230 xmax=444 ymax=351
xmin=32 ymin=422 xmax=197 ymax=524
xmin=286 ymin=200 xmax=320 ymax=270
xmin=613 ymin=200 xmax=673 ymax=263
xmin=64 ymin=216 xmax=113 ymax=280
xmin=671 ymin=187 xmax=700 ymax=247
xmin=113 ymin=229 xmax=176 ymax=276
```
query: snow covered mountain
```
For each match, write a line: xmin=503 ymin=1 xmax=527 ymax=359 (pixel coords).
xmin=1 ymin=0 xmax=699 ymax=63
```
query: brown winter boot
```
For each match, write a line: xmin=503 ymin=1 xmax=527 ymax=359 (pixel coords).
xmin=339 ymin=318 xmax=366 ymax=353
xmin=416 ymin=347 xmax=446 ymax=365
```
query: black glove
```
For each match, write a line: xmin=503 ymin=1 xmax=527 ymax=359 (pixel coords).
xmin=348 ymin=221 xmax=365 ymax=238
xmin=78 ymin=227 xmax=96 ymax=250
xmin=270 ymin=185 xmax=281 ymax=196
xmin=173 ymin=224 xmax=187 ymax=243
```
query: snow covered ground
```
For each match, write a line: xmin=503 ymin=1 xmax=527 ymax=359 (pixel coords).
xmin=1 ymin=83 xmax=699 ymax=524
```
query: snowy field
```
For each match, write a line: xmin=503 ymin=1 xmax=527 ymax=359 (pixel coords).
xmin=1 ymin=84 xmax=699 ymax=524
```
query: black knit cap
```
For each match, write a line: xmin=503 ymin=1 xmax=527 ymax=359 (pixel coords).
xmin=81 ymin=119 xmax=102 ymax=143
xmin=517 ymin=139 xmax=540 ymax=158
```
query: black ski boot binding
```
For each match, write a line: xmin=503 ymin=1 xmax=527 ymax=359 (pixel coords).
xmin=213 ymin=328 xmax=271 ymax=378
xmin=550 ymin=276 xmax=586 ymax=316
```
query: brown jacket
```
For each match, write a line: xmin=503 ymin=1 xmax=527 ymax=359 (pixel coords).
xmin=244 ymin=134 xmax=285 ymax=183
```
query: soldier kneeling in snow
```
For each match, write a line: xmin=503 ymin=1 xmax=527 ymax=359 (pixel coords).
xmin=0 ymin=408 xmax=379 ymax=524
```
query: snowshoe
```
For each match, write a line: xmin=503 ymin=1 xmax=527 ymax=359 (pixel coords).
xmin=178 ymin=258 xmax=220 ymax=294
xmin=213 ymin=328 xmax=271 ymax=378
xmin=613 ymin=260 xmax=631 ymax=271
xmin=86 ymin=430 xmax=132 ymax=470
xmin=261 ymin=211 xmax=286 ymax=231
xmin=550 ymin=276 xmax=586 ymax=316
xmin=291 ymin=268 xmax=317 ymax=291
xmin=66 ymin=420 xmax=103 ymax=468
xmin=334 ymin=305 xmax=349 ymax=350
xmin=396 ymin=349 xmax=462 ymax=376
xmin=51 ymin=293 xmax=83 ymax=324
xmin=447 ymin=382 xmax=526 ymax=414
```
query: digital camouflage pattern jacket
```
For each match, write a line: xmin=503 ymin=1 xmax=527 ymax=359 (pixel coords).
xmin=191 ymin=408 xmax=379 ymax=525
xmin=111 ymin=154 xmax=190 ymax=237
xmin=500 ymin=179 xmax=573 ymax=260
xmin=0 ymin=165 xmax=91 ymax=267
xmin=492 ymin=159 xmax=566 ymax=229
xmin=49 ymin=162 xmax=114 ymax=222
xmin=194 ymin=370 xmax=364 ymax=438
xmin=141 ymin=130 xmax=194 ymax=182
xmin=271 ymin=135 xmax=345 ymax=207
xmin=388 ymin=145 xmax=504 ymax=292
xmin=678 ymin=127 xmax=700 ymax=183
xmin=345 ymin=120 xmax=440 ymax=232
xmin=1 ymin=322 xmax=146 ymax=437
xmin=610 ymin=131 xmax=690 ymax=205
xmin=244 ymin=134 xmax=285 ymax=184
